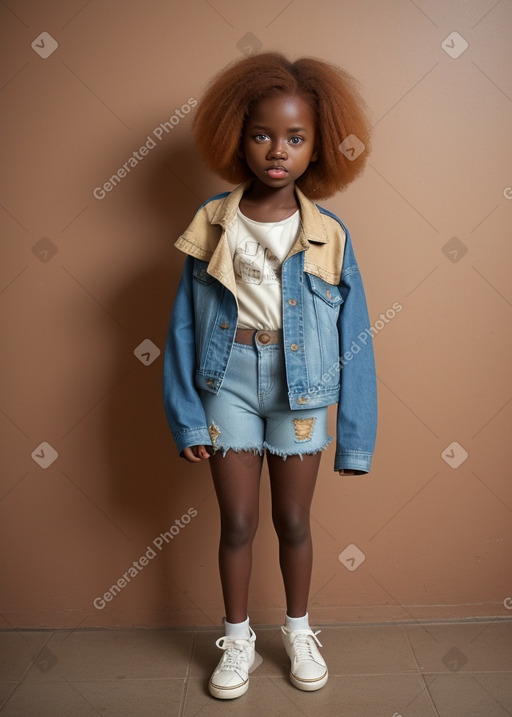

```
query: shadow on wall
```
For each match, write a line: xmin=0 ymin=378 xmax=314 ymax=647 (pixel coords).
xmin=99 ymin=141 xmax=220 ymax=624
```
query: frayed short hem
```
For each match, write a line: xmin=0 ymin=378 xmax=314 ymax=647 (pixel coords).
xmin=213 ymin=435 xmax=333 ymax=460
xmin=214 ymin=445 xmax=264 ymax=458
xmin=263 ymin=435 xmax=334 ymax=461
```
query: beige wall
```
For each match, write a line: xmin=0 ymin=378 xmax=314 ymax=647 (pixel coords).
xmin=1 ymin=0 xmax=511 ymax=629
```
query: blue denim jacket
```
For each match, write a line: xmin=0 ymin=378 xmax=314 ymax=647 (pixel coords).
xmin=163 ymin=182 xmax=377 ymax=473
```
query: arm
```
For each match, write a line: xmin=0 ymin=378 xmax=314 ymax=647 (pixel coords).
xmin=335 ymin=232 xmax=377 ymax=474
xmin=163 ymin=255 xmax=213 ymax=457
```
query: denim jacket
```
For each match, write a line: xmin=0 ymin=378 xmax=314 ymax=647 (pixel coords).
xmin=163 ymin=182 xmax=377 ymax=473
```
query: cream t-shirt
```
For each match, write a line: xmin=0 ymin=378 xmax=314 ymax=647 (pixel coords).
xmin=227 ymin=208 xmax=301 ymax=330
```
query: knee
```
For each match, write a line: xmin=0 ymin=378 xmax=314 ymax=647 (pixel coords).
xmin=220 ymin=514 xmax=257 ymax=550
xmin=272 ymin=510 xmax=310 ymax=547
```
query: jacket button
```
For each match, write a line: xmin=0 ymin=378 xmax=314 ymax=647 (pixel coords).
xmin=219 ymin=323 xmax=229 ymax=329
xmin=199 ymin=269 xmax=206 ymax=277
xmin=297 ymin=397 xmax=309 ymax=404
xmin=326 ymin=290 xmax=332 ymax=299
xmin=288 ymin=298 xmax=297 ymax=306
xmin=290 ymin=343 xmax=299 ymax=351
xmin=207 ymin=379 xmax=214 ymax=386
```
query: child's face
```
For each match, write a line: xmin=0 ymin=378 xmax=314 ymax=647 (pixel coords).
xmin=240 ymin=93 xmax=317 ymax=191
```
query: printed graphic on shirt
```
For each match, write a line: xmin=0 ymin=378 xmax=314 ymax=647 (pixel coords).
xmin=233 ymin=238 xmax=281 ymax=286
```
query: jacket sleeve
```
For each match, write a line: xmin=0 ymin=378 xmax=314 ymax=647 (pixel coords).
xmin=163 ymin=255 xmax=212 ymax=455
xmin=335 ymin=231 xmax=377 ymax=474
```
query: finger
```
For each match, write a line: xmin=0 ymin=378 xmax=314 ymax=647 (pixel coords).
xmin=182 ymin=447 xmax=202 ymax=463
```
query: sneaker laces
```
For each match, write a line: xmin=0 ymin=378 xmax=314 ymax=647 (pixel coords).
xmin=214 ymin=637 xmax=252 ymax=673
xmin=290 ymin=630 xmax=323 ymax=661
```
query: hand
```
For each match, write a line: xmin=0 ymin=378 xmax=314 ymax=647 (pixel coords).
xmin=338 ymin=469 xmax=365 ymax=476
xmin=182 ymin=445 xmax=211 ymax=463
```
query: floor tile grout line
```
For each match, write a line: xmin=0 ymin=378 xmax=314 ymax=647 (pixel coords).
xmin=266 ymin=675 xmax=311 ymax=717
xmin=367 ymin=574 xmax=442 ymax=644
xmin=0 ymin=680 xmax=22 ymax=711
xmin=420 ymin=669 xmax=512 ymax=675
xmin=3 ymin=677 xmax=209 ymax=685
xmin=5 ymin=667 xmax=510 ymax=684
xmin=401 ymin=624 xmax=441 ymax=716
xmin=0 ymin=631 xmax=56 ymax=711
xmin=470 ymin=674 xmax=512 ymax=716
xmin=253 ymin=670 xmax=421 ymax=678
xmin=177 ymin=631 xmax=197 ymax=717
xmin=62 ymin=676 xmax=105 ymax=716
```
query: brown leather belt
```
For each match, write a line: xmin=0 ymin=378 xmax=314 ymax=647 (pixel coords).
xmin=234 ymin=328 xmax=281 ymax=346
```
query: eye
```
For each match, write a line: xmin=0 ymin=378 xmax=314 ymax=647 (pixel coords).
xmin=289 ymin=136 xmax=304 ymax=145
xmin=254 ymin=133 xmax=270 ymax=143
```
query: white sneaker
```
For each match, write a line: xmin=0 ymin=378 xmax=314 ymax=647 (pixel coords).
xmin=208 ymin=627 xmax=263 ymax=699
xmin=281 ymin=626 xmax=328 ymax=691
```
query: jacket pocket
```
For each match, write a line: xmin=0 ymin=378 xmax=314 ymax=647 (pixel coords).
xmin=193 ymin=259 xmax=215 ymax=285
xmin=304 ymin=273 xmax=343 ymax=376
xmin=306 ymin=273 xmax=344 ymax=308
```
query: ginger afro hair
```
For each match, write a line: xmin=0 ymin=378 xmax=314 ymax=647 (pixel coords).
xmin=192 ymin=52 xmax=371 ymax=200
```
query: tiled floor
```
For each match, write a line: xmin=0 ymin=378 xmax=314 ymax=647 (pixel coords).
xmin=1 ymin=620 xmax=511 ymax=716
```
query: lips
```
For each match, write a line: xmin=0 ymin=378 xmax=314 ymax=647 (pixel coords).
xmin=266 ymin=166 xmax=288 ymax=179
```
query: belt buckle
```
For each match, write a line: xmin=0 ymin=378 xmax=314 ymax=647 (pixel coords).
xmin=256 ymin=331 xmax=271 ymax=345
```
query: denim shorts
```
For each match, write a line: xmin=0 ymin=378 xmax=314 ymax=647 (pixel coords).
xmin=199 ymin=334 xmax=332 ymax=459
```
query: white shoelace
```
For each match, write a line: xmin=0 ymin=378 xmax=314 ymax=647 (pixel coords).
xmin=290 ymin=630 xmax=323 ymax=661
xmin=214 ymin=637 xmax=251 ymax=673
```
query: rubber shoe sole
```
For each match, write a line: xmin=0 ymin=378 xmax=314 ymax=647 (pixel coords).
xmin=208 ymin=651 xmax=263 ymax=700
xmin=289 ymin=666 xmax=328 ymax=691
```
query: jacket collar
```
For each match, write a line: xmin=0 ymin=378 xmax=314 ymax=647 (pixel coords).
xmin=208 ymin=180 xmax=329 ymax=246
xmin=175 ymin=181 xmax=346 ymax=287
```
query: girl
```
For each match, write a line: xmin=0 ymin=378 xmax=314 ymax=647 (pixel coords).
xmin=163 ymin=52 xmax=377 ymax=699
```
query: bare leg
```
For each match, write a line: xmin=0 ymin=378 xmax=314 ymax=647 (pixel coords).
xmin=209 ymin=450 xmax=264 ymax=624
xmin=267 ymin=452 xmax=321 ymax=618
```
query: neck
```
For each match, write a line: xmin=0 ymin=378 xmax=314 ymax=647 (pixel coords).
xmin=243 ymin=180 xmax=297 ymax=208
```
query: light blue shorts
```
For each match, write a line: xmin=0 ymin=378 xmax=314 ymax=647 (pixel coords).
xmin=199 ymin=335 xmax=332 ymax=459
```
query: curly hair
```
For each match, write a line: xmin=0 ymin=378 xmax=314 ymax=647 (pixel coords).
xmin=192 ymin=52 xmax=371 ymax=200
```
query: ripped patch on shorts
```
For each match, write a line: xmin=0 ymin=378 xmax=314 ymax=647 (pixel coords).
xmin=293 ymin=417 xmax=316 ymax=442
xmin=208 ymin=421 xmax=221 ymax=451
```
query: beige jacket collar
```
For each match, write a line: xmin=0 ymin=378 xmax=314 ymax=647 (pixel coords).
xmin=175 ymin=181 xmax=346 ymax=291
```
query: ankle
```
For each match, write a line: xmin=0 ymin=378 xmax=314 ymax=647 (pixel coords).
xmin=224 ymin=616 xmax=251 ymax=640
xmin=285 ymin=613 xmax=310 ymax=632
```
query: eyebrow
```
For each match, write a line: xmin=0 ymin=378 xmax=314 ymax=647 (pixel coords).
xmin=249 ymin=124 xmax=310 ymax=133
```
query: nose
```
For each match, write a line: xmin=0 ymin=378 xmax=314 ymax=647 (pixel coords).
xmin=267 ymin=140 xmax=287 ymax=159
